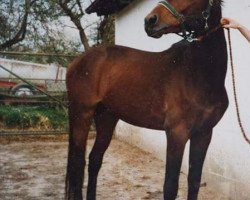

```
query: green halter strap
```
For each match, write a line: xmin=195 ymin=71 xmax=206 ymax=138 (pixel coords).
xmin=158 ymin=0 xmax=185 ymax=23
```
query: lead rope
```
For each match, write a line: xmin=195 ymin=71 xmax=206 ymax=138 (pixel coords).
xmin=227 ymin=28 xmax=250 ymax=145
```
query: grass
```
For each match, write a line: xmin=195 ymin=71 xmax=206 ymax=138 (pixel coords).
xmin=0 ymin=105 xmax=68 ymax=130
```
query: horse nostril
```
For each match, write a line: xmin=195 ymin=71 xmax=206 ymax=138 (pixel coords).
xmin=145 ymin=14 xmax=158 ymax=26
xmin=149 ymin=15 xmax=158 ymax=25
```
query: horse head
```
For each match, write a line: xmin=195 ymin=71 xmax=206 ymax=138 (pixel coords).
xmin=145 ymin=0 xmax=218 ymax=40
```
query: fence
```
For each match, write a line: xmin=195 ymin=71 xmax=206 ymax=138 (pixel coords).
xmin=0 ymin=52 xmax=74 ymax=136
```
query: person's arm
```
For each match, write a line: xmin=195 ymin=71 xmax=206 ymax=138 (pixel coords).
xmin=221 ymin=17 xmax=250 ymax=43
xmin=238 ymin=25 xmax=250 ymax=43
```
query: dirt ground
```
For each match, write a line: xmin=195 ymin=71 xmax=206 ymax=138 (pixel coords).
xmin=0 ymin=136 xmax=228 ymax=200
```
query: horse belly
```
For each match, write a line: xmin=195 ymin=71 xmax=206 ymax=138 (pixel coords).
xmin=103 ymin=92 xmax=166 ymax=130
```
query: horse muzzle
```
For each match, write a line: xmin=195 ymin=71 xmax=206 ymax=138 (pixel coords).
xmin=144 ymin=24 xmax=169 ymax=38
xmin=144 ymin=14 xmax=171 ymax=38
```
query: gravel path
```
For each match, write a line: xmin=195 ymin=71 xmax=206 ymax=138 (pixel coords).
xmin=0 ymin=137 xmax=228 ymax=200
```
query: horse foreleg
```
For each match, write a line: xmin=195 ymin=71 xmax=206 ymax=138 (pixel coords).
xmin=164 ymin=127 xmax=189 ymax=200
xmin=66 ymin=104 xmax=94 ymax=200
xmin=187 ymin=129 xmax=212 ymax=200
xmin=87 ymin=105 xmax=118 ymax=200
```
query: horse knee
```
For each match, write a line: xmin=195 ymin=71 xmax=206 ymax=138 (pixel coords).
xmin=88 ymin=151 xmax=104 ymax=174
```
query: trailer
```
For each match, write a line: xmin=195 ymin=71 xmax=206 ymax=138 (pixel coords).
xmin=0 ymin=58 xmax=66 ymax=96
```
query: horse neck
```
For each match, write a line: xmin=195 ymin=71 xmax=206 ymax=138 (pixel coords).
xmin=209 ymin=5 xmax=223 ymax=31
xmin=194 ymin=27 xmax=228 ymax=86
xmin=202 ymin=26 xmax=226 ymax=48
xmin=196 ymin=3 xmax=227 ymax=69
xmin=170 ymin=2 xmax=227 ymax=86
xmin=191 ymin=1 xmax=223 ymax=37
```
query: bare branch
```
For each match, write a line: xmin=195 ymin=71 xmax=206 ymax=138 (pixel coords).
xmin=76 ymin=0 xmax=84 ymax=16
xmin=0 ymin=0 xmax=35 ymax=50
xmin=58 ymin=1 xmax=90 ymax=50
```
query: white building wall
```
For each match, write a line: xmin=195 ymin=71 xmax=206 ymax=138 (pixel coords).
xmin=115 ymin=0 xmax=250 ymax=199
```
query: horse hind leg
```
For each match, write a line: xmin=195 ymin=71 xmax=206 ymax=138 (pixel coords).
xmin=187 ymin=129 xmax=212 ymax=200
xmin=65 ymin=102 xmax=95 ymax=200
xmin=87 ymin=104 xmax=119 ymax=200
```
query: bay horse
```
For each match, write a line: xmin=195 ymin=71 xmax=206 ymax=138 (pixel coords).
xmin=65 ymin=0 xmax=228 ymax=199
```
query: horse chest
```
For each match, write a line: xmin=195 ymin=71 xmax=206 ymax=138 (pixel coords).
xmin=163 ymin=86 xmax=228 ymax=131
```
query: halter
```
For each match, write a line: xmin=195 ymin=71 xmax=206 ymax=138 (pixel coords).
xmin=158 ymin=0 xmax=214 ymax=42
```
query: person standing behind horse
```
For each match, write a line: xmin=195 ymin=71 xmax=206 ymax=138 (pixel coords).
xmin=221 ymin=17 xmax=250 ymax=43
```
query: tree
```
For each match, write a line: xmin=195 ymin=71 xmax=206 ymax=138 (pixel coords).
xmin=98 ymin=15 xmax=115 ymax=45
xmin=0 ymin=0 xmax=35 ymax=50
xmin=0 ymin=0 xmax=115 ymax=54
xmin=57 ymin=0 xmax=90 ymax=50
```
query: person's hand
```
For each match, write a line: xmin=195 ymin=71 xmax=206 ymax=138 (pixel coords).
xmin=220 ymin=17 xmax=241 ymax=29
xmin=221 ymin=17 xmax=250 ymax=43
